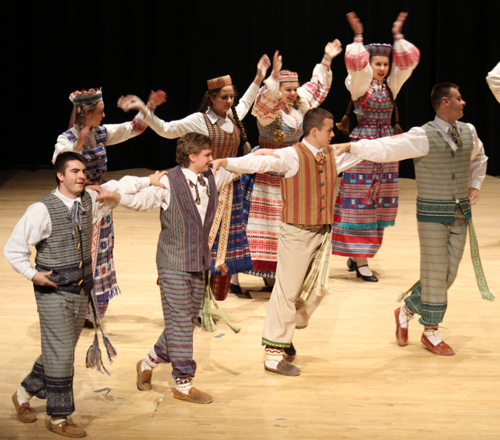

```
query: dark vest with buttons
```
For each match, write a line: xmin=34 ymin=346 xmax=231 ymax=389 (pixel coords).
xmin=156 ymin=167 xmax=217 ymax=272
xmin=281 ymin=143 xmax=337 ymax=225
xmin=414 ymin=122 xmax=472 ymax=223
xmin=35 ymin=191 xmax=93 ymax=294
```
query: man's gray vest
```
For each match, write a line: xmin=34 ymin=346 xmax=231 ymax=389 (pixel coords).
xmin=414 ymin=122 xmax=472 ymax=223
xmin=156 ymin=167 xmax=217 ymax=272
xmin=35 ymin=191 xmax=93 ymax=294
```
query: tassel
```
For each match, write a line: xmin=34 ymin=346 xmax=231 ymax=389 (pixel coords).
xmin=201 ymin=283 xmax=217 ymax=332
xmin=103 ymin=336 xmax=117 ymax=362
xmin=397 ymin=280 xmax=420 ymax=302
xmin=85 ymin=335 xmax=110 ymax=375
xmin=468 ymin=219 xmax=495 ymax=301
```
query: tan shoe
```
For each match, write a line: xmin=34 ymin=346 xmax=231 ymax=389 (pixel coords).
xmin=136 ymin=360 xmax=152 ymax=391
xmin=48 ymin=419 xmax=86 ymax=438
xmin=173 ymin=387 xmax=213 ymax=404
xmin=12 ymin=392 xmax=37 ymax=423
xmin=395 ymin=308 xmax=409 ymax=346
xmin=421 ymin=334 xmax=455 ymax=356
xmin=265 ymin=359 xmax=300 ymax=376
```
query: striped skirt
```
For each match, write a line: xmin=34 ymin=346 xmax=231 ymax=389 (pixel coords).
xmin=332 ymin=160 xmax=399 ymax=258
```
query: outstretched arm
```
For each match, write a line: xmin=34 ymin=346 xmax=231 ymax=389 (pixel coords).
xmin=486 ymin=61 xmax=500 ymax=104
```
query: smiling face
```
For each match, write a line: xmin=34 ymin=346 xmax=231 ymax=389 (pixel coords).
xmin=280 ymin=81 xmax=299 ymax=106
xmin=189 ymin=148 xmax=214 ymax=174
xmin=57 ymin=159 xmax=87 ymax=199
xmin=84 ymin=100 xmax=105 ymax=127
xmin=444 ymin=87 xmax=466 ymax=121
xmin=370 ymin=55 xmax=390 ymax=81
xmin=210 ymin=85 xmax=235 ymax=117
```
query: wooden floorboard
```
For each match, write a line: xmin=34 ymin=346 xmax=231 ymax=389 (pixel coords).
xmin=0 ymin=169 xmax=499 ymax=439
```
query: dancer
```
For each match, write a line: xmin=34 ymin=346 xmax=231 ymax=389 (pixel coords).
xmin=212 ymin=108 xmax=363 ymax=375
xmin=335 ymin=83 xmax=491 ymax=355
xmin=239 ymin=40 xmax=342 ymax=292
xmin=53 ymin=88 xmax=164 ymax=326
xmin=486 ymin=61 xmax=500 ymax=103
xmin=118 ymin=55 xmax=271 ymax=301
xmin=4 ymin=152 xmax=163 ymax=437
xmin=332 ymin=12 xmax=420 ymax=281
xmin=119 ymin=133 xmax=239 ymax=403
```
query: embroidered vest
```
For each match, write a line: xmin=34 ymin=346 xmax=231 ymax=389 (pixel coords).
xmin=156 ymin=167 xmax=217 ymax=271
xmin=203 ymin=113 xmax=241 ymax=159
xmin=35 ymin=191 xmax=93 ymax=294
xmin=414 ymin=122 xmax=472 ymax=222
xmin=281 ymin=143 xmax=337 ymax=225
xmin=256 ymin=109 xmax=304 ymax=150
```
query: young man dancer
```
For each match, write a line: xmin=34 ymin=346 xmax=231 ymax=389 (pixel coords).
xmin=4 ymin=152 xmax=163 ymax=437
xmin=212 ymin=108 xmax=362 ymax=376
xmin=125 ymin=133 xmax=238 ymax=403
xmin=335 ymin=83 xmax=491 ymax=355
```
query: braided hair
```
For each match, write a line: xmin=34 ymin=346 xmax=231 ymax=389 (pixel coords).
xmin=74 ymin=101 xmax=101 ymax=129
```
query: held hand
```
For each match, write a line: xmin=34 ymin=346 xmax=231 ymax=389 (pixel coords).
xmin=87 ymin=185 xmax=112 ymax=201
xmin=148 ymin=90 xmax=167 ymax=108
xmin=272 ymin=50 xmax=283 ymax=79
xmin=210 ymin=158 xmax=226 ymax=175
xmin=253 ymin=148 xmax=280 ymax=158
xmin=148 ymin=170 xmax=168 ymax=188
xmin=324 ymin=39 xmax=343 ymax=62
xmin=117 ymin=95 xmax=145 ymax=113
xmin=468 ymin=187 xmax=480 ymax=205
xmin=392 ymin=12 xmax=408 ymax=35
xmin=255 ymin=54 xmax=272 ymax=83
xmin=346 ymin=12 xmax=363 ymax=36
xmin=335 ymin=143 xmax=352 ymax=155
xmin=32 ymin=271 xmax=58 ymax=288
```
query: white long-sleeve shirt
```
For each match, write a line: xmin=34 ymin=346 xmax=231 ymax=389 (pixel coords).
xmin=144 ymin=83 xmax=259 ymax=139
xmin=486 ymin=61 xmax=500 ymax=104
xmin=4 ymin=176 xmax=150 ymax=281
xmin=349 ymin=116 xmax=488 ymax=190
xmin=119 ymin=167 xmax=237 ymax=224
xmin=224 ymin=139 xmax=362 ymax=177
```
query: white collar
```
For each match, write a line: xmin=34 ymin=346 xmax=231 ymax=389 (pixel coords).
xmin=181 ymin=167 xmax=201 ymax=185
xmin=432 ymin=115 xmax=459 ymax=133
xmin=302 ymin=138 xmax=321 ymax=155
xmin=54 ymin=188 xmax=81 ymax=209
xmin=206 ymin=107 xmax=230 ymax=125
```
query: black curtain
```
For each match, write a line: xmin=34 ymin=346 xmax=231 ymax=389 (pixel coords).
xmin=4 ymin=0 xmax=500 ymax=178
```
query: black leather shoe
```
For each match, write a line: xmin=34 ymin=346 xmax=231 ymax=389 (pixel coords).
xmin=356 ymin=265 xmax=378 ymax=282
xmin=230 ymin=283 xmax=242 ymax=294
xmin=347 ymin=257 xmax=357 ymax=271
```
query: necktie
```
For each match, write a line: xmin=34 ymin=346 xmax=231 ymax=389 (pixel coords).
xmin=67 ymin=200 xmax=85 ymax=233
xmin=315 ymin=150 xmax=325 ymax=165
xmin=448 ymin=125 xmax=462 ymax=146
xmin=189 ymin=180 xmax=201 ymax=205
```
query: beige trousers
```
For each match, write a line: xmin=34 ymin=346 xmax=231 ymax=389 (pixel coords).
xmin=262 ymin=223 xmax=329 ymax=348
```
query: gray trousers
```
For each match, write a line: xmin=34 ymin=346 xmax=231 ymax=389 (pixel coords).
xmin=405 ymin=206 xmax=467 ymax=326
xmin=21 ymin=288 xmax=88 ymax=416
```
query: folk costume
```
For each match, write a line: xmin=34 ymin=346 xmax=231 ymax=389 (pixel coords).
xmin=243 ymin=60 xmax=332 ymax=279
xmin=4 ymin=177 xmax=149 ymax=421
xmin=223 ymin=140 xmax=361 ymax=372
xmin=332 ymin=36 xmax=419 ymax=259
xmin=486 ymin=61 xmax=500 ymax=103
xmin=143 ymin=78 xmax=259 ymax=300
xmin=120 ymin=166 xmax=236 ymax=399
xmin=346 ymin=117 xmax=492 ymax=347
xmin=53 ymin=88 xmax=149 ymax=319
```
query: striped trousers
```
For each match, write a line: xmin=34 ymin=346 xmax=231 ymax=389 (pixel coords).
xmin=153 ymin=267 xmax=205 ymax=380
xmin=405 ymin=206 xmax=468 ymax=326
xmin=21 ymin=288 xmax=88 ymax=416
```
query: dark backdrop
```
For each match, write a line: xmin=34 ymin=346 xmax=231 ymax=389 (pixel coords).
xmin=4 ymin=0 xmax=500 ymax=178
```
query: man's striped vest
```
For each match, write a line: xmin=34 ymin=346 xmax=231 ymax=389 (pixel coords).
xmin=281 ymin=143 xmax=337 ymax=225
xmin=414 ymin=122 xmax=472 ymax=223
xmin=35 ymin=191 xmax=93 ymax=294
xmin=156 ymin=167 xmax=217 ymax=272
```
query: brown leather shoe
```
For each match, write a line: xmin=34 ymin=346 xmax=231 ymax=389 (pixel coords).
xmin=421 ymin=334 xmax=455 ymax=356
xmin=283 ymin=343 xmax=296 ymax=363
xmin=48 ymin=419 xmax=86 ymax=438
xmin=173 ymin=387 xmax=213 ymax=404
xmin=12 ymin=392 xmax=37 ymax=423
xmin=395 ymin=308 xmax=408 ymax=346
xmin=136 ymin=360 xmax=152 ymax=391
xmin=265 ymin=359 xmax=300 ymax=376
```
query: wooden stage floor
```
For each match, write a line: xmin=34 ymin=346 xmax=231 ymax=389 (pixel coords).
xmin=0 ymin=169 xmax=499 ymax=439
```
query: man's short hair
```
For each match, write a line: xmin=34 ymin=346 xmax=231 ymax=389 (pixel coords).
xmin=430 ymin=82 xmax=459 ymax=111
xmin=54 ymin=152 xmax=87 ymax=185
xmin=176 ymin=133 xmax=213 ymax=167
xmin=303 ymin=108 xmax=334 ymax=136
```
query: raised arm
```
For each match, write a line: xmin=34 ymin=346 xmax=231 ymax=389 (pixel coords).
xmin=387 ymin=12 xmax=420 ymax=98
xmin=486 ymin=61 xmax=500 ymax=104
